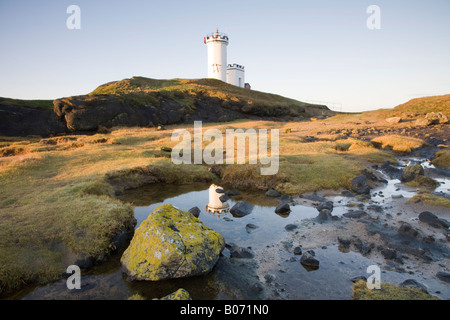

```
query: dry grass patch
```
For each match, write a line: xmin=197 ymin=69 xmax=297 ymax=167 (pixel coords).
xmin=371 ymin=135 xmax=426 ymax=153
xmin=408 ymin=191 xmax=450 ymax=208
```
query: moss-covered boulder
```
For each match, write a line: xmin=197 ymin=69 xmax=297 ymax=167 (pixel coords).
xmin=401 ymin=164 xmax=424 ymax=182
xmin=120 ymin=204 xmax=225 ymax=281
xmin=156 ymin=288 xmax=192 ymax=300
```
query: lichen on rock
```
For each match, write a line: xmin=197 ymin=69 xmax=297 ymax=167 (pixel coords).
xmin=121 ymin=204 xmax=225 ymax=281
xmin=156 ymin=288 xmax=192 ymax=300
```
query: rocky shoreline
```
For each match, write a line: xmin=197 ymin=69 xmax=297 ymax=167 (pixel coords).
xmin=250 ymin=162 xmax=450 ymax=299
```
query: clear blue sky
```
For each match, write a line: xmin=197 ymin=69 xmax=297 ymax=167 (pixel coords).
xmin=1 ymin=0 xmax=449 ymax=112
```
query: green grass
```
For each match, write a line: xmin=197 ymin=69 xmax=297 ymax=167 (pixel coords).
xmin=0 ymin=97 xmax=54 ymax=111
xmin=408 ymin=191 xmax=450 ymax=208
xmin=352 ymin=281 xmax=439 ymax=300
xmin=89 ymin=76 xmax=326 ymax=113
xmin=353 ymin=94 xmax=450 ymax=120
xmin=390 ymin=94 xmax=450 ymax=116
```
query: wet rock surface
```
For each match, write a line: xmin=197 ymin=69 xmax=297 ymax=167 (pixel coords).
xmin=230 ymin=201 xmax=254 ymax=217
xmin=120 ymin=204 xmax=225 ymax=281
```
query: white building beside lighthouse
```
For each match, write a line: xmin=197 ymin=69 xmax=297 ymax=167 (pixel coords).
xmin=204 ymin=29 xmax=246 ymax=88
xmin=226 ymin=63 xmax=245 ymax=88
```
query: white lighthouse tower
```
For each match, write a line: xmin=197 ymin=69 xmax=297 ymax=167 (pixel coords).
xmin=204 ymin=29 xmax=247 ymax=88
xmin=204 ymin=29 xmax=229 ymax=82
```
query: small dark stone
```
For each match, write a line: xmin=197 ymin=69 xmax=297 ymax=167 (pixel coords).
xmin=215 ymin=188 xmax=225 ymax=193
xmin=381 ymin=248 xmax=397 ymax=260
xmin=317 ymin=201 xmax=333 ymax=212
xmin=275 ymin=202 xmax=290 ymax=214
xmin=188 ymin=206 xmax=201 ymax=218
xmin=245 ymin=223 xmax=259 ymax=233
xmin=400 ymin=279 xmax=428 ymax=293
xmin=225 ymin=189 xmax=241 ymax=196
xmin=74 ymin=256 xmax=94 ymax=269
xmin=230 ymin=201 xmax=254 ymax=217
xmin=341 ymin=190 xmax=354 ymax=197
xmin=301 ymin=194 xmax=326 ymax=202
xmin=300 ymin=251 xmax=319 ymax=270
xmin=367 ymin=204 xmax=383 ymax=212
xmin=343 ymin=210 xmax=367 ymax=219
xmin=265 ymin=188 xmax=281 ymax=197
xmin=350 ymin=276 xmax=367 ymax=283
xmin=350 ymin=175 xmax=371 ymax=195
xmin=251 ymin=282 xmax=264 ymax=293
xmin=284 ymin=224 xmax=298 ymax=231
xmin=317 ymin=209 xmax=332 ymax=222
xmin=228 ymin=244 xmax=255 ymax=259
xmin=381 ymin=161 xmax=402 ymax=179
xmin=219 ymin=194 xmax=230 ymax=202
xmin=264 ymin=273 xmax=276 ymax=283
xmin=361 ymin=168 xmax=378 ymax=181
xmin=436 ymin=271 xmax=450 ymax=283
xmin=422 ymin=235 xmax=435 ymax=243
xmin=293 ymin=246 xmax=302 ymax=255
xmin=419 ymin=211 xmax=450 ymax=229
xmin=337 ymin=236 xmax=352 ymax=248
xmin=397 ymin=222 xmax=420 ymax=238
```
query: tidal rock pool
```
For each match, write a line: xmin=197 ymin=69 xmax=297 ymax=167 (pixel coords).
xmin=14 ymin=157 xmax=450 ymax=300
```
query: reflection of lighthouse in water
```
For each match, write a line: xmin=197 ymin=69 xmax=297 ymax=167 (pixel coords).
xmin=206 ymin=184 xmax=229 ymax=214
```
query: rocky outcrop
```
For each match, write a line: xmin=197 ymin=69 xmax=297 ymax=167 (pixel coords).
xmin=425 ymin=112 xmax=448 ymax=124
xmin=53 ymin=94 xmax=178 ymax=132
xmin=0 ymin=102 xmax=67 ymax=137
xmin=1 ymin=76 xmax=332 ymax=137
xmin=51 ymin=92 xmax=328 ymax=134
xmin=418 ymin=211 xmax=450 ymax=229
xmin=120 ymin=204 xmax=225 ymax=281
xmin=415 ymin=112 xmax=448 ymax=126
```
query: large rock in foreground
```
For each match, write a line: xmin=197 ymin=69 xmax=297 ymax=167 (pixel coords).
xmin=121 ymin=204 xmax=225 ymax=281
xmin=401 ymin=164 xmax=424 ymax=182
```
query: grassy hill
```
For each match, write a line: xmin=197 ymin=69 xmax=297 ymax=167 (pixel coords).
xmin=361 ymin=94 xmax=450 ymax=119
xmin=90 ymin=76 xmax=329 ymax=112
xmin=392 ymin=94 xmax=450 ymax=115
xmin=0 ymin=97 xmax=54 ymax=111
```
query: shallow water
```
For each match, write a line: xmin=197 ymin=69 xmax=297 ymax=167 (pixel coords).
xmin=130 ymin=184 xmax=319 ymax=251
xmin=16 ymin=157 xmax=450 ymax=300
